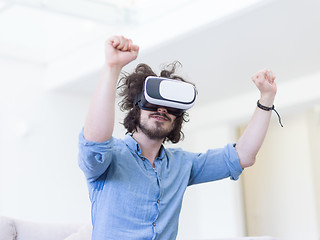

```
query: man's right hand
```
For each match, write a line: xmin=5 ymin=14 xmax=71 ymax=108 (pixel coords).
xmin=105 ymin=35 xmax=139 ymax=69
xmin=83 ymin=35 xmax=139 ymax=142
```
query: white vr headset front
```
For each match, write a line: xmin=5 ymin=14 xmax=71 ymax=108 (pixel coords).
xmin=135 ymin=76 xmax=197 ymax=116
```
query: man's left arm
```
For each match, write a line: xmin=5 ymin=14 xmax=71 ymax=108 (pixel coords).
xmin=235 ymin=69 xmax=277 ymax=169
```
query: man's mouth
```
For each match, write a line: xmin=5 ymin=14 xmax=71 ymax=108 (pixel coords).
xmin=150 ymin=113 xmax=171 ymax=122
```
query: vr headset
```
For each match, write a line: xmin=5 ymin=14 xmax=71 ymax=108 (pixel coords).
xmin=134 ymin=76 xmax=197 ymax=116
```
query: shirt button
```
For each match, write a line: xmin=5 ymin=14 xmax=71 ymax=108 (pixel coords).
xmin=157 ymin=199 xmax=160 ymax=203
xmin=152 ymin=222 xmax=156 ymax=227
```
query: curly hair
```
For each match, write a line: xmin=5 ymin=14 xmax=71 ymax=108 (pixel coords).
xmin=117 ymin=61 xmax=194 ymax=144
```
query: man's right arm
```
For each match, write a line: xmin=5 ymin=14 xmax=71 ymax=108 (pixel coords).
xmin=83 ymin=36 xmax=139 ymax=142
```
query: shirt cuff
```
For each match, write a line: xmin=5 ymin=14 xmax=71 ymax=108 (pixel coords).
xmin=79 ymin=128 xmax=114 ymax=147
xmin=226 ymin=143 xmax=243 ymax=180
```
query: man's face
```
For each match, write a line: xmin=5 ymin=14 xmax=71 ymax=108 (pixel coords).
xmin=138 ymin=107 xmax=177 ymax=140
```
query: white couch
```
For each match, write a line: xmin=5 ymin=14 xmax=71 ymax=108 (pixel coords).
xmin=0 ymin=216 xmax=91 ymax=240
xmin=0 ymin=216 xmax=278 ymax=240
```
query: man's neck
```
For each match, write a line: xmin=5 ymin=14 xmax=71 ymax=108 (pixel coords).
xmin=132 ymin=131 xmax=164 ymax=168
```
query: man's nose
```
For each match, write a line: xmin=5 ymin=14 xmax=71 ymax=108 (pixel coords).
xmin=157 ymin=107 xmax=168 ymax=114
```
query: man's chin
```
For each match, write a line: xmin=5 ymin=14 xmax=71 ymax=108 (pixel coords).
xmin=138 ymin=125 xmax=171 ymax=140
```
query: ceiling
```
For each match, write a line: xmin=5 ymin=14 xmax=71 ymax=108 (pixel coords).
xmin=139 ymin=0 xmax=320 ymax=105
xmin=0 ymin=0 xmax=261 ymax=65
xmin=1 ymin=0 xmax=320 ymax=117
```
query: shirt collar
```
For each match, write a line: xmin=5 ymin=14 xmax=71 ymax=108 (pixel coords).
xmin=124 ymin=134 xmax=166 ymax=160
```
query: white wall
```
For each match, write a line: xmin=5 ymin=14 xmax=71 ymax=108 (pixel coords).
xmin=242 ymin=110 xmax=320 ymax=240
xmin=0 ymin=59 xmax=90 ymax=223
xmin=307 ymin=109 xmax=320 ymax=234
xmin=176 ymin=123 xmax=245 ymax=239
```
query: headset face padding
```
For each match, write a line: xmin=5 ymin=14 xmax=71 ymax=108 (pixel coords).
xmin=135 ymin=76 xmax=197 ymax=116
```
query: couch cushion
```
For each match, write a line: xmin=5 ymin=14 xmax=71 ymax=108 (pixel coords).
xmin=14 ymin=219 xmax=81 ymax=240
xmin=64 ymin=224 xmax=92 ymax=240
xmin=0 ymin=216 xmax=17 ymax=240
xmin=212 ymin=237 xmax=279 ymax=240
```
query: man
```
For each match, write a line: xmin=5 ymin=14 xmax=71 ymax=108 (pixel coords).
xmin=78 ymin=35 xmax=278 ymax=240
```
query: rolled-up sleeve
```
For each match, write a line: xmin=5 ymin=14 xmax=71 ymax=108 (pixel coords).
xmin=78 ymin=129 xmax=114 ymax=182
xmin=188 ymin=143 xmax=243 ymax=186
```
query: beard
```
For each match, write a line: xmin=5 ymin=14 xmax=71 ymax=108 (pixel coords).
xmin=138 ymin=112 xmax=175 ymax=140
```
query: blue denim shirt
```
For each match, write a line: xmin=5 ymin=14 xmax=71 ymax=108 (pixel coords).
xmin=78 ymin=131 xmax=243 ymax=240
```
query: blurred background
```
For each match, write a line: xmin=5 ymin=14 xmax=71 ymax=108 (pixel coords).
xmin=0 ymin=0 xmax=320 ymax=239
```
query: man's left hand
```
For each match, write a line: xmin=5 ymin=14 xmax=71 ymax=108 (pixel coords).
xmin=252 ymin=69 xmax=277 ymax=106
